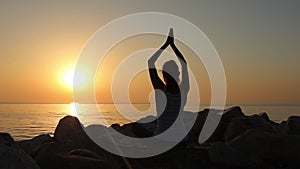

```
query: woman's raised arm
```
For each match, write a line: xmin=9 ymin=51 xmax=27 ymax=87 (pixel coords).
xmin=148 ymin=43 xmax=168 ymax=90
xmin=170 ymin=42 xmax=190 ymax=92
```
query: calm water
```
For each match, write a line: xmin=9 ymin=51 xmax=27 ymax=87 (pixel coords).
xmin=0 ymin=103 xmax=299 ymax=140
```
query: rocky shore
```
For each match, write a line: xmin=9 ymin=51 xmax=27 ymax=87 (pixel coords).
xmin=1 ymin=106 xmax=300 ymax=169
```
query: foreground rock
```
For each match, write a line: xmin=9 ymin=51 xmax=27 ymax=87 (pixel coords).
xmin=0 ymin=133 xmax=40 ymax=169
xmin=54 ymin=116 xmax=113 ymax=157
xmin=52 ymin=116 xmax=117 ymax=168
xmin=31 ymin=142 xmax=112 ymax=169
xmin=224 ymin=114 xmax=274 ymax=142
xmin=18 ymin=134 xmax=53 ymax=153
xmin=204 ymin=106 xmax=246 ymax=143
xmin=1 ymin=106 xmax=300 ymax=169
xmin=209 ymin=142 xmax=262 ymax=168
xmin=287 ymin=116 xmax=300 ymax=135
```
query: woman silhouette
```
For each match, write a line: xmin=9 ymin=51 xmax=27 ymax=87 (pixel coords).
xmin=148 ymin=28 xmax=190 ymax=137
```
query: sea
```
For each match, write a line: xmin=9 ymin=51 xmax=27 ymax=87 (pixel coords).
xmin=0 ymin=103 xmax=299 ymax=141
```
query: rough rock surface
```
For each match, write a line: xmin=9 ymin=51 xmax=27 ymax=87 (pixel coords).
xmin=18 ymin=134 xmax=53 ymax=153
xmin=0 ymin=133 xmax=40 ymax=169
xmin=287 ymin=116 xmax=300 ymax=135
xmin=1 ymin=106 xmax=300 ymax=169
xmin=224 ymin=114 xmax=274 ymax=142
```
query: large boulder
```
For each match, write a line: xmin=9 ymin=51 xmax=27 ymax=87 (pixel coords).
xmin=54 ymin=116 xmax=87 ymax=147
xmin=0 ymin=133 xmax=40 ymax=169
xmin=220 ymin=106 xmax=245 ymax=122
xmin=287 ymin=116 xmax=300 ymax=135
xmin=54 ymin=116 xmax=102 ymax=152
xmin=224 ymin=114 xmax=274 ymax=142
xmin=205 ymin=106 xmax=245 ymax=143
xmin=0 ymin=132 xmax=15 ymax=146
xmin=54 ymin=116 xmax=119 ymax=166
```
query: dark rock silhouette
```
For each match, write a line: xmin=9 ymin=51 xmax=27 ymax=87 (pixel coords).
xmin=224 ymin=114 xmax=274 ymax=142
xmin=53 ymin=116 xmax=117 ymax=168
xmin=0 ymin=133 xmax=40 ymax=169
xmin=18 ymin=134 xmax=53 ymax=153
xmin=1 ymin=106 xmax=300 ymax=169
xmin=204 ymin=106 xmax=245 ymax=142
xmin=209 ymin=142 xmax=262 ymax=168
xmin=54 ymin=116 xmax=112 ymax=156
xmin=287 ymin=116 xmax=300 ymax=135
xmin=31 ymin=142 xmax=112 ymax=169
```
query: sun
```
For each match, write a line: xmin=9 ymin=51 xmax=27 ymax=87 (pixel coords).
xmin=63 ymin=68 xmax=87 ymax=88
xmin=64 ymin=69 xmax=75 ymax=87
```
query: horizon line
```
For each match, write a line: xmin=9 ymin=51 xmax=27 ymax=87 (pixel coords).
xmin=0 ymin=102 xmax=299 ymax=106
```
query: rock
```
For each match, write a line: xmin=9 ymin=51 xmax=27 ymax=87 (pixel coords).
xmin=229 ymin=129 xmax=283 ymax=162
xmin=131 ymin=122 xmax=156 ymax=138
xmin=136 ymin=115 xmax=157 ymax=124
xmin=5 ymin=107 xmax=300 ymax=169
xmin=221 ymin=106 xmax=245 ymax=122
xmin=224 ymin=114 xmax=274 ymax=142
xmin=282 ymin=134 xmax=300 ymax=165
xmin=205 ymin=106 xmax=245 ymax=143
xmin=31 ymin=142 xmax=65 ymax=169
xmin=229 ymin=129 xmax=300 ymax=166
xmin=0 ymin=133 xmax=40 ymax=169
xmin=0 ymin=132 xmax=15 ymax=146
xmin=287 ymin=116 xmax=300 ymax=135
xmin=32 ymin=142 xmax=113 ymax=169
xmin=53 ymin=116 xmax=119 ymax=167
xmin=69 ymin=149 xmax=100 ymax=159
xmin=54 ymin=115 xmax=85 ymax=145
xmin=110 ymin=123 xmax=136 ymax=137
xmin=127 ymin=146 xmax=211 ymax=169
xmin=110 ymin=123 xmax=121 ymax=130
xmin=0 ymin=144 xmax=40 ymax=169
xmin=18 ymin=134 xmax=53 ymax=153
xmin=209 ymin=142 xmax=262 ymax=168
xmin=273 ymin=121 xmax=288 ymax=134
xmin=54 ymin=116 xmax=102 ymax=152
xmin=63 ymin=153 xmax=113 ymax=169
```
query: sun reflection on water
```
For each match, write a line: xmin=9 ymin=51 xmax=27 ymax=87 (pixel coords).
xmin=70 ymin=102 xmax=78 ymax=117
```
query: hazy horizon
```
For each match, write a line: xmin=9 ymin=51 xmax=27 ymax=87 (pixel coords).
xmin=0 ymin=102 xmax=299 ymax=106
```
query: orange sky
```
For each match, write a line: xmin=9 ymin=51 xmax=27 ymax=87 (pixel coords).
xmin=0 ymin=1 xmax=299 ymax=105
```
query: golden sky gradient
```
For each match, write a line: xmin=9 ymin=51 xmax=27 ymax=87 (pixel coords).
xmin=0 ymin=1 xmax=299 ymax=104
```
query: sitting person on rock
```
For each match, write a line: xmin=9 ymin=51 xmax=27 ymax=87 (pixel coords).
xmin=148 ymin=28 xmax=190 ymax=140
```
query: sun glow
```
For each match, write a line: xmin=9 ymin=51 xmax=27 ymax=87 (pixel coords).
xmin=63 ymin=68 xmax=87 ymax=89
xmin=64 ymin=70 xmax=74 ymax=87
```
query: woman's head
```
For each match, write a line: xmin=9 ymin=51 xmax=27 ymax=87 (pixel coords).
xmin=162 ymin=60 xmax=179 ymax=84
